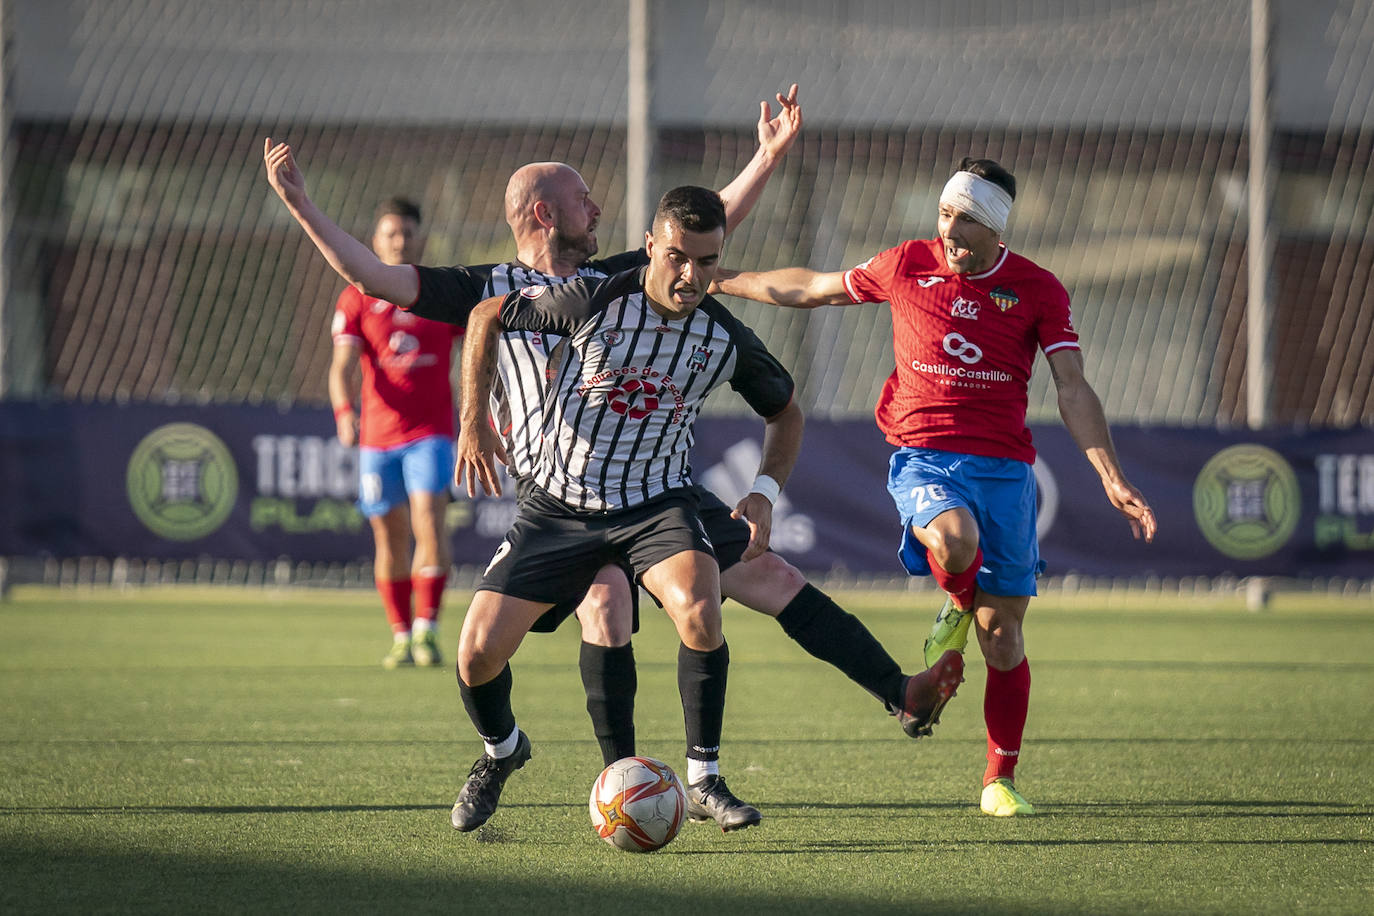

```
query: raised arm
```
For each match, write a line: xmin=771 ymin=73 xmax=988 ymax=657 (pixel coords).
xmin=1047 ymin=348 xmax=1157 ymax=542
xmin=731 ymin=398 xmax=805 ymax=561
xmin=263 ymin=137 xmax=420 ymax=305
xmin=456 ymin=296 xmax=510 ymax=497
xmin=714 ymin=266 xmax=852 ymax=308
xmin=717 ymin=84 xmax=802 ymax=235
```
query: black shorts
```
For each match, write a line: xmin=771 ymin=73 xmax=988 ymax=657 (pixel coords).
xmin=479 ymin=485 xmax=713 ymax=607
xmin=529 ymin=563 xmax=640 ymax=634
xmin=509 ymin=476 xmax=640 ymax=634
xmin=692 ymin=484 xmax=756 ymax=573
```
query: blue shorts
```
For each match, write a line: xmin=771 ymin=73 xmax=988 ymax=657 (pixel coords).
xmin=357 ymin=435 xmax=455 ymax=517
xmin=886 ymin=447 xmax=1042 ymax=597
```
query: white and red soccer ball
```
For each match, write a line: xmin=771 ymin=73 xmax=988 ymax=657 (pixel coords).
xmin=589 ymin=756 xmax=687 ymax=852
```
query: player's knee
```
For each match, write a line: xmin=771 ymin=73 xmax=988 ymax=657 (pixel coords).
xmin=754 ymin=553 xmax=807 ymax=597
xmin=673 ymin=599 xmax=722 ymax=650
xmin=976 ymin=617 xmax=1024 ymax=668
xmin=924 ymin=526 xmax=979 ymax=571
xmin=720 ymin=553 xmax=806 ymax=615
xmin=457 ymin=642 xmax=504 ymax=686
xmin=576 ymin=601 xmax=633 ymax=647
xmin=456 ymin=621 xmax=508 ymax=685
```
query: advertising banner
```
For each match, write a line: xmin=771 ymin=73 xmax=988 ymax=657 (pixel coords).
xmin=1 ymin=402 xmax=1370 ymax=579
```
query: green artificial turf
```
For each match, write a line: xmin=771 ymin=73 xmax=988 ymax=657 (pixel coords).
xmin=2 ymin=586 xmax=1371 ymax=914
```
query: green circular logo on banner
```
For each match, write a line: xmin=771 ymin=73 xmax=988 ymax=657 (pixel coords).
xmin=1193 ymin=444 xmax=1300 ymax=560
xmin=126 ymin=423 xmax=239 ymax=540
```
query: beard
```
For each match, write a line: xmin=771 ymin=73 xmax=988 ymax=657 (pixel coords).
xmin=551 ymin=226 xmax=598 ymax=264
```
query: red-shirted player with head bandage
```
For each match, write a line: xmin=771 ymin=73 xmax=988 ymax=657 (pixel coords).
xmin=716 ymin=157 xmax=1157 ymax=817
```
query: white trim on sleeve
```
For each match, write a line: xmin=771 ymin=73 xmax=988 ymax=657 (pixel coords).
xmin=842 ymin=269 xmax=862 ymax=303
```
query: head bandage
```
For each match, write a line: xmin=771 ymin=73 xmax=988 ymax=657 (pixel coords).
xmin=939 ymin=171 xmax=1013 ymax=235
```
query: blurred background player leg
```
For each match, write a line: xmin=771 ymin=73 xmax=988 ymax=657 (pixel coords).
xmin=373 ymin=502 xmax=414 ymax=667
xmin=402 ymin=441 xmax=454 ymax=667
xmin=361 ymin=459 xmax=416 ymax=669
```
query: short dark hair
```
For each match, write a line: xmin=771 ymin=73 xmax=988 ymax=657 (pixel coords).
xmin=956 ymin=158 xmax=1016 ymax=200
xmin=375 ymin=196 xmax=422 ymax=225
xmin=652 ymin=186 xmax=726 ymax=234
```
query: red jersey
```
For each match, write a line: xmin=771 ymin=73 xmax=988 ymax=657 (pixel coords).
xmin=331 ymin=286 xmax=462 ymax=449
xmin=843 ymin=239 xmax=1078 ymax=464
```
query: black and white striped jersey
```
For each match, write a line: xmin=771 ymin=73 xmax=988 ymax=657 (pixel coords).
xmin=498 ymin=267 xmax=795 ymax=512
xmin=407 ymin=251 xmax=648 ymax=476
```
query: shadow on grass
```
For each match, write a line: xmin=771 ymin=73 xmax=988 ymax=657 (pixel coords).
xmin=2 ymin=803 xmax=484 ymax=815
xmin=739 ymin=837 xmax=1374 ymax=854
xmin=765 ymin=799 xmax=1373 ymax=818
xmin=0 ymin=835 xmax=1060 ymax=916
xmin=6 ymin=797 xmax=1369 ymax=819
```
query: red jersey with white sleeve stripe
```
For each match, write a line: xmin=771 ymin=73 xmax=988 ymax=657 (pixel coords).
xmin=842 ymin=239 xmax=1078 ymax=464
xmin=331 ymin=285 xmax=463 ymax=449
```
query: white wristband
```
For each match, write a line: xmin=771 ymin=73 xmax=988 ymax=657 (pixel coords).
xmin=748 ymin=474 xmax=781 ymax=505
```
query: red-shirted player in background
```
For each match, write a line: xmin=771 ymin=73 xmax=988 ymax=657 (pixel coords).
xmin=330 ymin=197 xmax=463 ymax=669
xmin=715 ymin=157 xmax=1156 ymax=817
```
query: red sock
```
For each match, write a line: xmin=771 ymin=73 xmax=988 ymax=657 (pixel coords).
xmin=412 ymin=572 xmax=447 ymax=624
xmin=984 ymin=656 xmax=1031 ymax=785
xmin=377 ymin=578 xmax=413 ymax=633
xmin=928 ymin=547 xmax=982 ymax=611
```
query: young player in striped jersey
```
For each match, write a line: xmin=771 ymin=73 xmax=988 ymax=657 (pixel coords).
xmin=715 ymin=158 xmax=1158 ymax=818
xmin=451 ymin=186 xmax=817 ymax=834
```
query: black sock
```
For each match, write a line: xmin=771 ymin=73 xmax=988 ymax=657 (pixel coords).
xmin=678 ymin=641 xmax=729 ymax=769
xmin=776 ymin=584 xmax=906 ymax=710
xmin=580 ymin=641 xmax=637 ymax=766
xmin=458 ymin=663 xmax=516 ymax=746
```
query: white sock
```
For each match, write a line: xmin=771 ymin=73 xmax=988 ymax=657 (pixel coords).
xmin=686 ymin=759 xmax=719 ymax=786
xmin=485 ymin=725 xmax=521 ymax=759
xmin=393 ymin=630 xmax=410 ymax=643
xmin=413 ymin=617 xmax=433 ymax=635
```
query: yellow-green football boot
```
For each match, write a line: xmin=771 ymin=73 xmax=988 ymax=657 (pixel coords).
xmin=382 ymin=636 xmax=413 ymax=669
xmin=923 ymin=596 xmax=974 ymax=669
xmin=411 ymin=629 xmax=442 ymax=667
xmin=981 ymin=778 xmax=1035 ymax=817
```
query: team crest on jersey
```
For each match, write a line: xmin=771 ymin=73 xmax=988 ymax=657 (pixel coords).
xmin=687 ymin=345 xmax=713 ymax=373
xmin=599 ymin=329 xmax=624 ymax=347
xmin=388 ymin=331 xmax=419 ymax=355
xmin=990 ymin=286 xmax=1020 ymax=312
xmin=951 ymin=297 xmax=980 ymax=320
xmin=608 ymin=378 xmax=660 ymax=419
xmin=519 ymin=285 xmax=547 ymax=299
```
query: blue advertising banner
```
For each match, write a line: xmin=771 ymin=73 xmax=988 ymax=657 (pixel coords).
xmin=1 ymin=402 xmax=1370 ymax=578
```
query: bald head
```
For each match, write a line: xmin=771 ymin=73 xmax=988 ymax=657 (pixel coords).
xmin=504 ymin=161 xmax=602 ymax=272
xmin=505 ymin=162 xmax=580 ymax=225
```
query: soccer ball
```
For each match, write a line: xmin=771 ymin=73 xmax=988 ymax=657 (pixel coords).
xmin=588 ymin=756 xmax=687 ymax=852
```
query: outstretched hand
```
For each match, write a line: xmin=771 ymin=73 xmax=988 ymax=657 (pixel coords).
xmin=757 ymin=83 xmax=802 ymax=160
xmin=1105 ymin=479 xmax=1157 ymax=543
xmin=455 ymin=419 xmax=509 ymax=499
xmin=730 ymin=494 xmax=774 ymax=562
xmin=263 ymin=137 xmax=307 ymax=206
